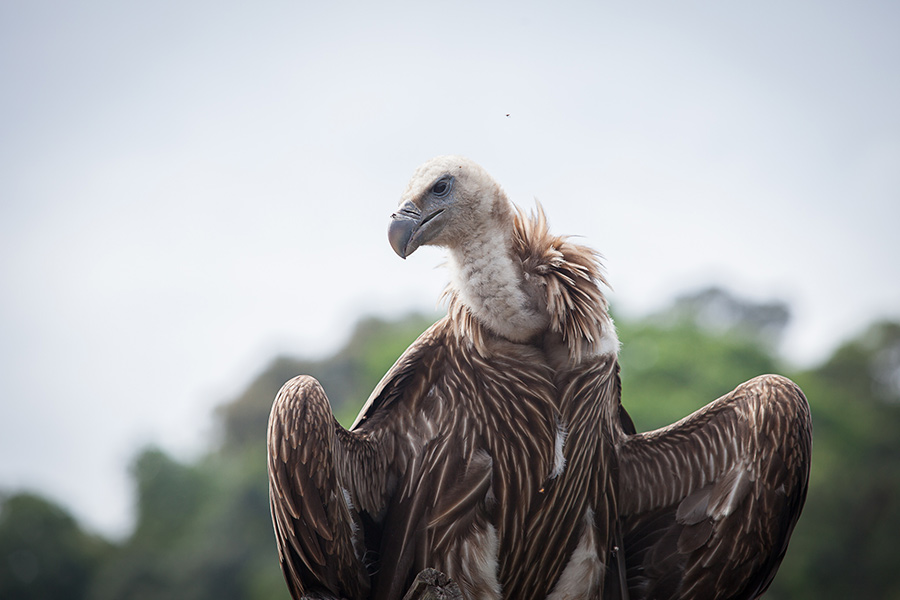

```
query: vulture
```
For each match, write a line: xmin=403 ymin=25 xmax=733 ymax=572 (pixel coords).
xmin=267 ymin=156 xmax=812 ymax=600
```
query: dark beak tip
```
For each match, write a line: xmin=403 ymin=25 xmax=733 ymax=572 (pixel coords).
xmin=388 ymin=216 xmax=416 ymax=259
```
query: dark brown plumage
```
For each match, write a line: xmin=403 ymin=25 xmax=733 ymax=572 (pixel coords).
xmin=267 ymin=156 xmax=811 ymax=600
xmin=613 ymin=374 xmax=811 ymax=600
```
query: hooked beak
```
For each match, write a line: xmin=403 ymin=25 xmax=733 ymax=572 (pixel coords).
xmin=388 ymin=200 xmax=445 ymax=259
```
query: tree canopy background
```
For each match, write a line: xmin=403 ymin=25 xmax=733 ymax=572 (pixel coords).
xmin=2 ymin=288 xmax=898 ymax=599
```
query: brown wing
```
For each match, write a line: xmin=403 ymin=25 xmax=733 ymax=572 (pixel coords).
xmin=616 ymin=374 xmax=812 ymax=600
xmin=267 ymin=376 xmax=370 ymax=599
xmin=266 ymin=322 xmax=444 ymax=600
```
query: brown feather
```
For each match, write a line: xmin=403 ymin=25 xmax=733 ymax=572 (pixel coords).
xmin=617 ymin=375 xmax=812 ymax=600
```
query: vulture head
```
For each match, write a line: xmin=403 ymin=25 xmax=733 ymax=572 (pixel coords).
xmin=388 ymin=155 xmax=554 ymax=346
xmin=388 ymin=155 xmax=512 ymax=259
xmin=387 ymin=155 xmax=618 ymax=354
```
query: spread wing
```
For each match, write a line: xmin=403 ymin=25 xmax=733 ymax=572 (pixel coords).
xmin=266 ymin=321 xmax=445 ymax=600
xmin=616 ymin=374 xmax=812 ymax=600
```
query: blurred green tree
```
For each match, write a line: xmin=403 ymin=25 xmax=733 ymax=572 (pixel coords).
xmin=771 ymin=321 xmax=900 ymax=600
xmin=0 ymin=492 xmax=109 ymax=600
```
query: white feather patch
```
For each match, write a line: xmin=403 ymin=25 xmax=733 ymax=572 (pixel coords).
xmin=448 ymin=235 xmax=549 ymax=343
xmin=594 ymin=316 xmax=620 ymax=357
xmin=551 ymin=419 xmax=569 ymax=479
xmin=454 ymin=524 xmax=502 ymax=600
xmin=710 ymin=464 xmax=754 ymax=519
xmin=547 ymin=509 xmax=602 ymax=600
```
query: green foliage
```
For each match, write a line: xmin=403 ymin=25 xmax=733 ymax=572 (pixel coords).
xmin=618 ymin=318 xmax=779 ymax=432
xmin=771 ymin=321 xmax=900 ymax=600
xmin=0 ymin=492 xmax=110 ymax=600
xmin=89 ymin=448 xmax=288 ymax=600
xmin=2 ymin=293 xmax=899 ymax=599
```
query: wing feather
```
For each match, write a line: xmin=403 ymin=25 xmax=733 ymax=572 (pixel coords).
xmin=267 ymin=375 xmax=370 ymax=599
xmin=617 ymin=374 xmax=812 ymax=600
xmin=267 ymin=323 xmax=446 ymax=600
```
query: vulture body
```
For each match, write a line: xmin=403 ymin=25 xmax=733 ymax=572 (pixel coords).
xmin=267 ymin=156 xmax=811 ymax=600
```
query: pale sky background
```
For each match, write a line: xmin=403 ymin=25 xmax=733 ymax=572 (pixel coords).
xmin=1 ymin=0 xmax=898 ymax=537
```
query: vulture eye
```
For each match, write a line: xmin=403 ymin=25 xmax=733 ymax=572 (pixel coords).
xmin=431 ymin=178 xmax=452 ymax=197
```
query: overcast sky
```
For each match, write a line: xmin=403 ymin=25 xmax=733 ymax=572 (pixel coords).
xmin=1 ymin=0 xmax=898 ymax=537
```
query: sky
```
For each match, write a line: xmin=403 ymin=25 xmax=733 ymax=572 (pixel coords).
xmin=1 ymin=0 xmax=898 ymax=537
